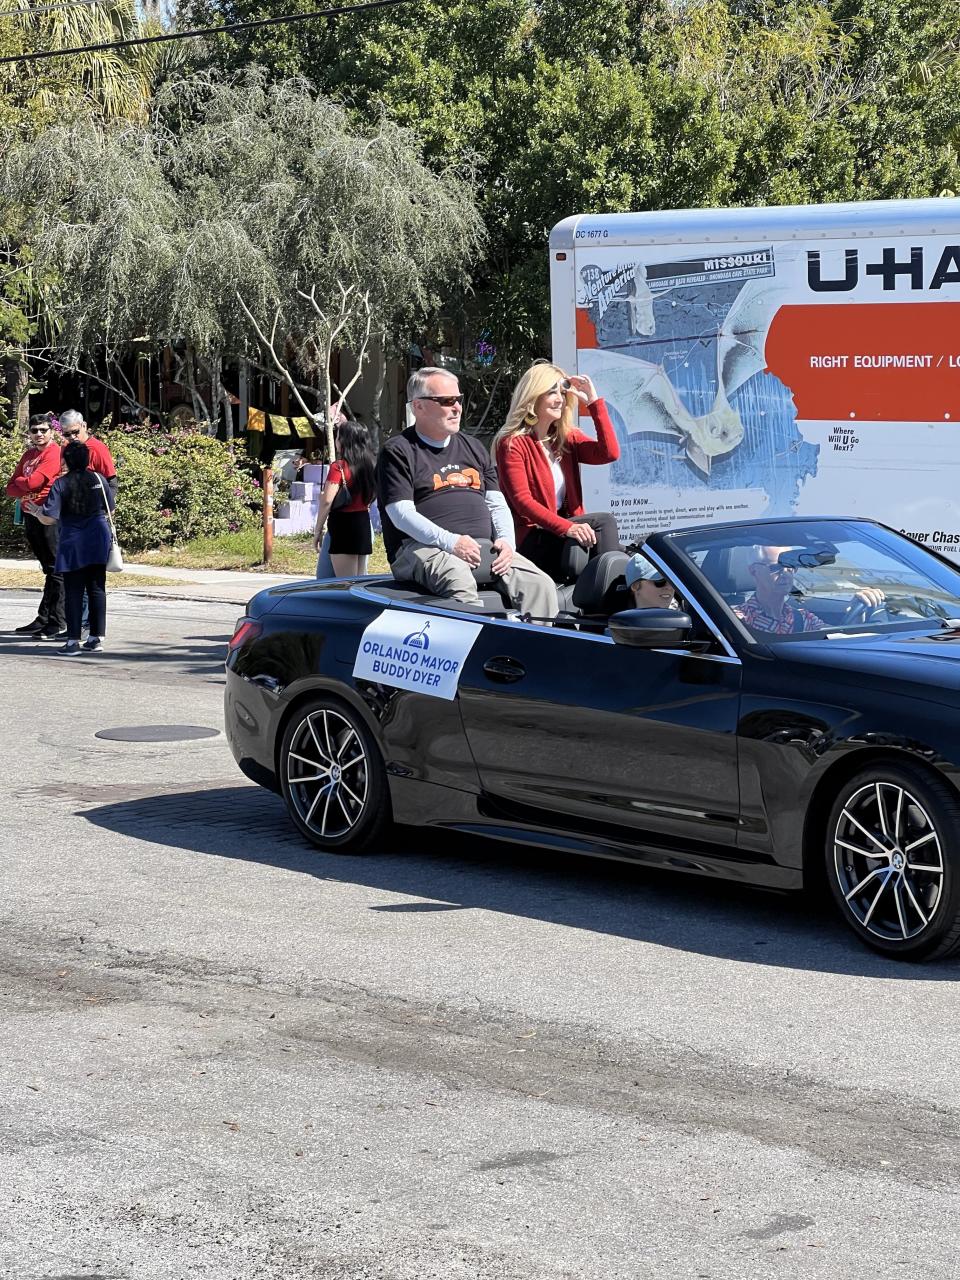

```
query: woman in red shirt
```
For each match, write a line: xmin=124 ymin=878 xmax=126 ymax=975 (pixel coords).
xmin=313 ymin=419 xmax=376 ymax=577
xmin=494 ymin=363 xmax=621 ymax=579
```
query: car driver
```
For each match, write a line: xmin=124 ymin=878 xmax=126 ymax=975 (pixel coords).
xmin=734 ymin=545 xmax=884 ymax=635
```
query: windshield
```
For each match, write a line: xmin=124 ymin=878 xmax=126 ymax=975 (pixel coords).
xmin=667 ymin=519 xmax=960 ymax=641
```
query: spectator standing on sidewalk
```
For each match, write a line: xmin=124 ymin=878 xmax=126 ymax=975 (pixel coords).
xmin=58 ymin=409 xmax=117 ymax=494
xmin=4 ymin=414 xmax=65 ymax=637
xmin=24 ymin=441 xmax=114 ymax=657
xmin=313 ymin=419 xmax=376 ymax=578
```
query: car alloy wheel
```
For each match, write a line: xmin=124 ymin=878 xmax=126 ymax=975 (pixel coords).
xmin=826 ymin=764 xmax=960 ymax=959
xmin=280 ymin=698 xmax=389 ymax=852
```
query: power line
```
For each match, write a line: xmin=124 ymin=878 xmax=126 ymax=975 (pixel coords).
xmin=0 ymin=0 xmax=411 ymax=65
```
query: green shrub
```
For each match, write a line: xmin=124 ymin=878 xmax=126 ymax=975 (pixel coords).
xmin=102 ymin=427 xmax=261 ymax=551
xmin=0 ymin=425 xmax=262 ymax=554
xmin=0 ymin=432 xmax=25 ymax=552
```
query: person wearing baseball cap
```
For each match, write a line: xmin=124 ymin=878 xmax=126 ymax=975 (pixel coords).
xmin=624 ymin=553 xmax=678 ymax=610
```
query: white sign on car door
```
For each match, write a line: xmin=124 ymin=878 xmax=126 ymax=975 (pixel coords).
xmin=353 ymin=611 xmax=483 ymax=701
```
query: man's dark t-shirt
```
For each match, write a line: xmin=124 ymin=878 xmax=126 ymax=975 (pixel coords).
xmin=377 ymin=428 xmax=500 ymax=562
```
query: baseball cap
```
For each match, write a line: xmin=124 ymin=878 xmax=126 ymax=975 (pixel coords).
xmin=624 ymin=553 xmax=665 ymax=588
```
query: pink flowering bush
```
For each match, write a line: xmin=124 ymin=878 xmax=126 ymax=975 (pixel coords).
xmin=100 ymin=428 xmax=261 ymax=550
xmin=1 ymin=425 xmax=260 ymax=552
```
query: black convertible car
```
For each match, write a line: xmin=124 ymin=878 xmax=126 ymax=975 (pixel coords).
xmin=225 ymin=516 xmax=960 ymax=961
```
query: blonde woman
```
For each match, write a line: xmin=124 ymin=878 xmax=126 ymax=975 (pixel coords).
xmin=494 ymin=364 xmax=620 ymax=579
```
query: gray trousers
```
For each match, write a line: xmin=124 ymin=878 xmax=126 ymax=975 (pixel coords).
xmin=392 ymin=540 xmax=559 ymax=618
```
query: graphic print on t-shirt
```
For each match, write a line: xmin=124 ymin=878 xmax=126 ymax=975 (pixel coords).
xmin=377 ymin=428 xmax=500 ymax=560
xmin=432 ymin=465 xmax=481 ymax=491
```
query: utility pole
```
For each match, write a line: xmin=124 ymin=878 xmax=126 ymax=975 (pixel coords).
xmin=262 ymin=465 xmax=274 ymax=566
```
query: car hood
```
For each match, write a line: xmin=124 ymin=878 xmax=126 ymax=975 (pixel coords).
xmin=775 ymin=627 xmax=960 ymax=700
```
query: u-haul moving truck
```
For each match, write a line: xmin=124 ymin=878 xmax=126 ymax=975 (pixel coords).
xmin=550 ymin=199 xmax=960 ymax=559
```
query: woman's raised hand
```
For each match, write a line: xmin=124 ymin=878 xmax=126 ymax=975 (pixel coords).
xmin=566 ymin=374 xmax=598 ymax=405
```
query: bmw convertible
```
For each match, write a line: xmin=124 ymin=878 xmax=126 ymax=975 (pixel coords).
xmin=225 ymin=516 xmax=960 ymax=962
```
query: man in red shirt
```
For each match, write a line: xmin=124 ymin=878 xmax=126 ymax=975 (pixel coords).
xmin=4 ymin=416 xmax=65 ymax=636
xmin=58 ymin=409 xmax=117 ymax=494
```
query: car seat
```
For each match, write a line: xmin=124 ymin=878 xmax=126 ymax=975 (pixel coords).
xmin=571 ymin=551 xmax=631 ymax=623
xmin=700 ymin=545 xmax=756 ymax=605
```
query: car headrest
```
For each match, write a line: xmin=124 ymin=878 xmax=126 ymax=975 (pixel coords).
xmin=572 ymin=550 xmax=629 ymax=613
xmin=727 ymin=546 xmax=758 ymax=593
xmin=557 ymin=539 xmax=590 ymax=584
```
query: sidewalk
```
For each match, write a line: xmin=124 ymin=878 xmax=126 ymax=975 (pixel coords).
xmin=0 ymin=557 xmax=309 ymax=606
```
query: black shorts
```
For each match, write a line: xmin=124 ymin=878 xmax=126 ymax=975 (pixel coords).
xmin=328 ymin=509 xmax=372 ymax=555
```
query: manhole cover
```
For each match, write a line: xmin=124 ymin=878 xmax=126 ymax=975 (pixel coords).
xmin=95 ymin=725 xmax=221 ymax=743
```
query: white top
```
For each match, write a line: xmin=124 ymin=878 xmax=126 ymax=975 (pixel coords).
xmin=539 ymin=439 xmax=565 ymax=510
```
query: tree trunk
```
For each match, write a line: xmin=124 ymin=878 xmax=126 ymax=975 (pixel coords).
xmin=204 ymin=351 xmax=234 ymax=446
xmin=368 ymin=334 xmax=386 ymax=450
xmin=320 ymin=342 xmax=335 ymax=465
xmin=184 ymin=344 xmax=206 ymax=425
xmin=1 ymin=352 xmax=30 ymax=432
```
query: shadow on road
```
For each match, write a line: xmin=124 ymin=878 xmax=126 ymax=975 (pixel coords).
xmin=0 ymin=634 xmax=226 ymax=679
xmin=80 ymin=783 xmax=959 ymax=980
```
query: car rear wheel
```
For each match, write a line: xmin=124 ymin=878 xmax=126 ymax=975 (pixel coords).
xmin=825 ymin=764 xmax=960 ymax=960
xmin=279 ymin=697 xmax=390 ymax=853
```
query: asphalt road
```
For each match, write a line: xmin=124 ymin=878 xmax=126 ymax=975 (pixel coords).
xmin=1 ymin=586 xmax=959 ymax=1280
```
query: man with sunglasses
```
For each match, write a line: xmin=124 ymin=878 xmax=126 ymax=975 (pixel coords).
xmin=58 ymin=409 xmax=117 ymax=495
xmin=4 ymin=415 xmax=66 ymax=636
xmin=734 ymin=545 xmax=884 ymax=635
xmin=378 ymin=368 xmax=558 ymax=616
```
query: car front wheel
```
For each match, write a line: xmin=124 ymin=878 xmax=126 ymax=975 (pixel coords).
xmin=826 ymin=764 xmax=960 ymax=960
xmin=279 ymin=697 xmax=390 ymax=853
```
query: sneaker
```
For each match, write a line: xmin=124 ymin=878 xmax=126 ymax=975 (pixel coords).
xmin=14 ymin=619 xmax=45 ymax=634
xmin=54 ymin=641 xmax=82 ymax=657
xmin=82 ymin=636 xmax=103 ymax=652
xmin=40 ymin=625 xmax=68 ymax=639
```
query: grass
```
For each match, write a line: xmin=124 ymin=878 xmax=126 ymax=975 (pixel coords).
xmin=140 ymin=528 xmax=390 ymax=575
xmin=0 ymin=569 xmax=181 ymax=590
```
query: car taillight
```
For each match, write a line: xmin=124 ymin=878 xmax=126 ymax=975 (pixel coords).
xmin=228 ymin=618 xmax=262 ymax=651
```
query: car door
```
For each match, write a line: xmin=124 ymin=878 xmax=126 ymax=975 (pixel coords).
xmin=456 ymin=621 xmax=742 ymax=849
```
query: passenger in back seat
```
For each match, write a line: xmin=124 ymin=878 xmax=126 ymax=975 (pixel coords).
xmin=377 ymin=367 xmax=559 ymax=618
xmin=495 ymin=364 xmax=621 ymax=581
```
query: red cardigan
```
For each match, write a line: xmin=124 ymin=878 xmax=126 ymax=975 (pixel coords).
xmin=495 ymin=398 xmax=620 ymax=543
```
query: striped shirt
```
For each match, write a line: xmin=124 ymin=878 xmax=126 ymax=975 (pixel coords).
xmin=734 ymin=595 xmax=826 ymax=635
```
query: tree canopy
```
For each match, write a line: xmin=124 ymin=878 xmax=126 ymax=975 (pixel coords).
xmin=0 ymin=0 xmax=172 ymax=425
xmin=5 ymin=0 xmax=960 ymax=427
xmin=0 ymin=70 xmax=484 ymax=450
xmin=180 ymin=0 xmax=960 ymax=368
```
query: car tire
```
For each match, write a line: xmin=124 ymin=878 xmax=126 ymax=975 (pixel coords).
xmin=825 ymin=763 xmax=960 ymax=960
xmin=279 ymin=697 xmax=391 ymax=853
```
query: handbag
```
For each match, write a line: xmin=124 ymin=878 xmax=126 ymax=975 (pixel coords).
xmin=95 ymin=473 xmax=124 ymax=572
xmin=330 ymin=466 xmax=351 ymax=511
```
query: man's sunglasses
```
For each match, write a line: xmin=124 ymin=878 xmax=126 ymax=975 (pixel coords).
xmin=62 ymin=429 xmax=82 ymax=438
xmin=27 ymin=427 xmax=50 ymax=434
xmin=758 ymin=562 xmax=796 ymax=575
xmin=418 ymin=394 xmax=463 ymax=407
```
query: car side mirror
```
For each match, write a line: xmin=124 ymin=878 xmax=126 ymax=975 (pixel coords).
xmin=608 ymin=608 xmax=694 ymax=648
